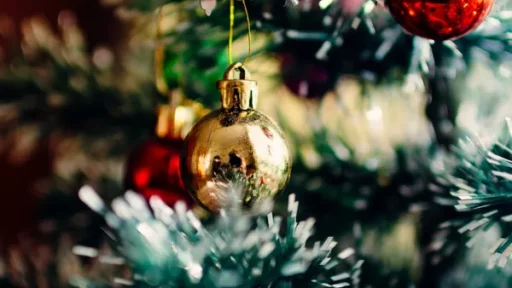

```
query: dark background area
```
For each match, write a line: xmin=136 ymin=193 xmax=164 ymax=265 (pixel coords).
xmin=0 ymin=0 xmax=124 ymax=50
xmin=0 ymin=0 xmax=123 ymax=249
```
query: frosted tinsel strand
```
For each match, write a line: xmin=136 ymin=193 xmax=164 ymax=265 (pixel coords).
xmin=74 ymin=185 xmax=362 ymax=287
xmin=431 ymin=118 xmax=512 ymax=269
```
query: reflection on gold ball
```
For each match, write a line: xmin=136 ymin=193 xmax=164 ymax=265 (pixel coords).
xmin=180 ymin=63 xmax=292 ymax=212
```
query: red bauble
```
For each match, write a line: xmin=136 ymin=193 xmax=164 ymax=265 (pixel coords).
xmin=386 ymin=0 xmax=495 ymax=40
xmin=280 ymin=53 xmax=330 ymax=99
xmin=124 ymin=137 xmax=194 ymax=207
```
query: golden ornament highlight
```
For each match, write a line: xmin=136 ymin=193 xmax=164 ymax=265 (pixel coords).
xmin=180 ymin=63 xmax=292 ymax=212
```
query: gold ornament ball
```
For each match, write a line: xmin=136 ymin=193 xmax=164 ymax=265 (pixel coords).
xmin=180 ymin=63 xmax=292 ymax=212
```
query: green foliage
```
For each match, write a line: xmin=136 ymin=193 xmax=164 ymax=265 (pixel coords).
xmin=0 ymin=17 xmax=158 ymax=148
xmin=75 ymin=185 xmax=363 ymax=287
xmin=433 ymin=118 xmax=512 ymax=269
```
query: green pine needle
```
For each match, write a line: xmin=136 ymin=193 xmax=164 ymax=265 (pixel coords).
xmin=75 ymin=185 xmax=362 ymax=287
xmin=433 ymin=118 xmax=512 ymax=269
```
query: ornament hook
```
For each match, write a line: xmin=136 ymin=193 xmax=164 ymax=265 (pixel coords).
xmin=223 ymin=62 xmax=251 ymax=80
xmin=218 ymin=63 xmax=258 ymax=111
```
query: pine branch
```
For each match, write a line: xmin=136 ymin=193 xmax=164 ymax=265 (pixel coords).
xmin=0 ymin=16 xmax=158 ymax=137
xmin=432 ymin=118 xmax=512 ymax=269
xmin=74 ymin=185 xmax=363 ymax=287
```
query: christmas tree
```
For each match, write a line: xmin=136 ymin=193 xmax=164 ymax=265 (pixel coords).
xmin=1 ymin=0 xmax=512 ymax=286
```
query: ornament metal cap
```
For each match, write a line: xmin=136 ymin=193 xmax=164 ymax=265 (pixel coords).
xmin=217 ymin=62 xmax=258 ymax=110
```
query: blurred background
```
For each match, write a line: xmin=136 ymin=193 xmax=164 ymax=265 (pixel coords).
xmin=0 ymin=0 xmax=123 ymax=240
xmin=2 ymin=0 xmax=512 ymax=287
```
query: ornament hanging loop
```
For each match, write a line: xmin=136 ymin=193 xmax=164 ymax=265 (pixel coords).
xmin=218 ymin=62 xmax=258 ymax=111
xmin=227 ymin=0 xmax=252 ymax=65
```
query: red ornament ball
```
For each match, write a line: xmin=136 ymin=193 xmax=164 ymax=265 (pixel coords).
xmin=124 ymin=137 xmax=194 ymax=207
xmin=280 ymin=53 xmax=330 ymax=99
xmin=386 ymin=0 xmax=495 ymax=40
